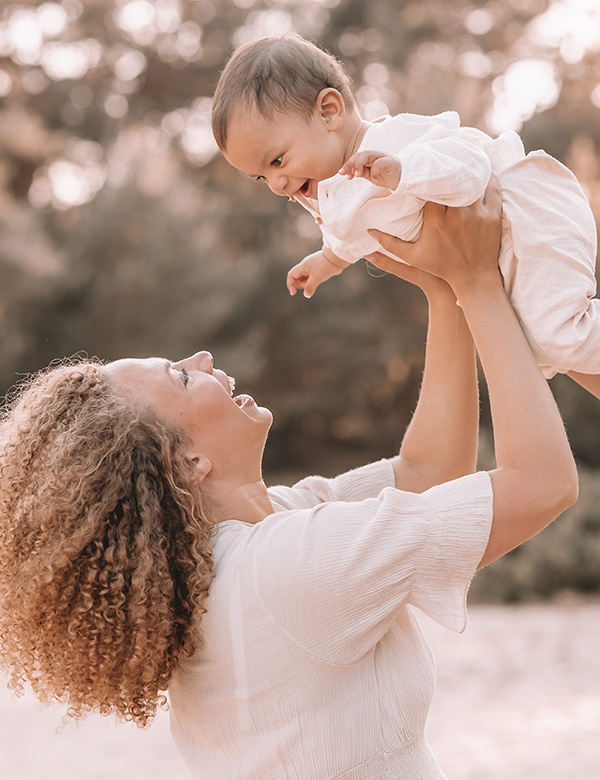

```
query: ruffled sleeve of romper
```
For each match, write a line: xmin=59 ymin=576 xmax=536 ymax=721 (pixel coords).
xmin=255 ymin=465 xmax=493 ymax=665
xmin=393 ymin=118 xmax=492 ymax=205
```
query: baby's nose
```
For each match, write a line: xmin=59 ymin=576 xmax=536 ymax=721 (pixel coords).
xmin=268 ymin=176 xmax=288 ymax=197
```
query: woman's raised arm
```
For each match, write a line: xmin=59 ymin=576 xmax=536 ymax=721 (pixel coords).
xmin=368 ymin=265 xmax=479 ymax=494
xmin=369 ymin=179 xmax=578 ymax=567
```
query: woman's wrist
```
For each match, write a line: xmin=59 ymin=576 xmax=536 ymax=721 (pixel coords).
xmin=451 ymin=266 xmax=504 ymax=306
xmin=422 ymin=276 xmax=457 ymax=305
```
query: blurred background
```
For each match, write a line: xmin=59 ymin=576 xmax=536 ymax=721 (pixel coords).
xmin=2 ymin=0 xmax=600 ymax=601
xmin=1 ymin=1 xmax=600 ymax=777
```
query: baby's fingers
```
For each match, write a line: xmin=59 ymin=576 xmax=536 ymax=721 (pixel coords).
xmin=302 ymin=279 xmax=320 ymax=299
xmin=340 ymin=150 xmax=381 ymax=179
xmin=286 ymin=267 xmax=307 ymax=296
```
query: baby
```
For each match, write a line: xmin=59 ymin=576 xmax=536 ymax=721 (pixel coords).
xmin=211 ymin=32 xmax=600 ymax=396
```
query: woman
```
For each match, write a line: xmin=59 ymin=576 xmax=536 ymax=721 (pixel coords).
xmin=0 ymin=181 xmax=577 ymax=779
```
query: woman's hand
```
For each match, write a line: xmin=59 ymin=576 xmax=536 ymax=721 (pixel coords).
xmin=367 ymin=176 xmax=503 ymax=295
xmin=367 ymin=174 xmax=577 ymax=567
xmin=364 ymin=251 xmax=454 ymax=303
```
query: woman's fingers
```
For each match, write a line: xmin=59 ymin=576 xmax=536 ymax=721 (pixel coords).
xmin=365 ymin=251 xmax=454 ymax=300
xmin=368 ymin=175 xmax=503 ymax=290
xmin=367 ymin=203 xmax=446 ymax=267
xmin=482 ymin=173 xmax=502 ymax=209
xmin=367 ymin=228 xmax=422 ymax=265
xmin=365 ymin=251 xmax=416 ymax=279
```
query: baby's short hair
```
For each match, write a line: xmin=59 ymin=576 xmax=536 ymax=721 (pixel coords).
xmin=211 ymin=32 xmax=354 ymax=150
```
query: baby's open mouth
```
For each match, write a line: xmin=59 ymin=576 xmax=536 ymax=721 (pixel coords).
xmin=299 ymin=180 xmax=310 ymax=196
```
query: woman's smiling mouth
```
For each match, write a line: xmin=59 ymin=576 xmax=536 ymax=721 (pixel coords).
xmin=233 ymin=394 xmax=256 ymax=409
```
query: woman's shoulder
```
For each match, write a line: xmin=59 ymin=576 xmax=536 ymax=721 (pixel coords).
xmin=267 ymin=458 xmax=396 ymax=509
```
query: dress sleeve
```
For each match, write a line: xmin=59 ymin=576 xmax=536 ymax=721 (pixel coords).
xmin=267 ymin=458 xmax=396 ymax=510
xmin=397 ymin=127 xmax=492 ymax=205
xmin=252 ymin=471 xmax=493 ymax=664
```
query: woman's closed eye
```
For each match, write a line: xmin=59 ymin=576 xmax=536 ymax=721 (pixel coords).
xmin=180 ymin=368 xmax=189 ymax=387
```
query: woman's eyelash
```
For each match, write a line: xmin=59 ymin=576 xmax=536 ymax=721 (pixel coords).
xmin=180 ymin=368 xmax=189 ymax=386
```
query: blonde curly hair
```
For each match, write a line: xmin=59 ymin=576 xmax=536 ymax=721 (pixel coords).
xmin=0 ymin=359 xmax=214 ymax=727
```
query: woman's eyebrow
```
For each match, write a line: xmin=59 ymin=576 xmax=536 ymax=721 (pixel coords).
xmin=164 ymin=360 xmax=176 ymax=381
xmin=164 ymin=359 xmax=188 ymax=386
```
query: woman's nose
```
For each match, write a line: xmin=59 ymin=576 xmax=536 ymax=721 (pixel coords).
xmin=175 ymin=351 xmax=213 ymax=372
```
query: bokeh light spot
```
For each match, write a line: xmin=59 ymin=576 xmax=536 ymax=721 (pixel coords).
xmin=488 ymin=58 xmax=560 ymax=133
xmin=0 ymin=69 xmax=13 ymax=96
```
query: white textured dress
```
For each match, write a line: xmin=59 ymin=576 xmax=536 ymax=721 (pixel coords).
xmin=297 ymin=112 xmax=599 ymax=379
xmin=169 ymin=459 xmax=493 ymax=779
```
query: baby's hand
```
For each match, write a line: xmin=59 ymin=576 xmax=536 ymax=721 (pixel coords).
xmin=287 ymin=250 xmax=349 ymax=298
xmin=340 ymin=151 xmax=402 ymax=190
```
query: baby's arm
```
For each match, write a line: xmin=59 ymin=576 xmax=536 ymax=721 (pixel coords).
xmin=287 ymin=248 xmax=351 ymax=298
xmin=344 ymin=131 xmax=492 ymax=206
xmin=340 ymin=151 xmax=402 ymax=190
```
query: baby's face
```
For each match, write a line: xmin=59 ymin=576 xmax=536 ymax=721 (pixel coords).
xmin=223 ymin=103 xmax=346 ymax=201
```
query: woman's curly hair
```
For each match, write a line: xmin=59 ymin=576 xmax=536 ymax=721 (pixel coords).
xmin=0 ymin=359 xmax=214 ymax=727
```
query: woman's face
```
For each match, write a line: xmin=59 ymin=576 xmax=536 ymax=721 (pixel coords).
xmin=104 ymin=351 xmax=272 ymax=483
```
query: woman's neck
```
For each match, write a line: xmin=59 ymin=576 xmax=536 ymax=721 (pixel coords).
xmin=209 ymin=478 xmax=274 ymax=525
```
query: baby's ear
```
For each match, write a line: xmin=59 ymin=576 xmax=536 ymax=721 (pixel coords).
xmin=316 ymin=88 xmax=344 ymax=131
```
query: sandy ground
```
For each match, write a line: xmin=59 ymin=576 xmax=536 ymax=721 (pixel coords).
xmin=421 ymin=599 xmax=600 ymax=780
xmin=1 ymin=600 xmax=599 ymax=779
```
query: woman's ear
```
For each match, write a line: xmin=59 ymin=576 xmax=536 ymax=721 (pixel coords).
xmin=315 ymin=88 xmax=345 ymax=131
xmin=187 ymin=454 xmax=213 ymax=485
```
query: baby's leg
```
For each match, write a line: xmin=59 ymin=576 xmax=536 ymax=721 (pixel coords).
xmin=499 ymin=151 xmax=600 ymax=383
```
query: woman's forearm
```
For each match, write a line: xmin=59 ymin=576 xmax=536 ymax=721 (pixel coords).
xmin=369 ymin=180 xmax=578 ymax=568
xmin=392 ymin=286 xmax=478 ymax=492
xmin=456 ymin=270 xmax=578 ymax=567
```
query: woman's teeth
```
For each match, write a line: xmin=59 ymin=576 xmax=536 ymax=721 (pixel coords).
xmin=227 ymin=375 xmax=236 ymax=395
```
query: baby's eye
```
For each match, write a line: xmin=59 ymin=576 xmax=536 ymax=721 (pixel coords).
xmin=271 ymin=155 xmax=283 ymax=167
